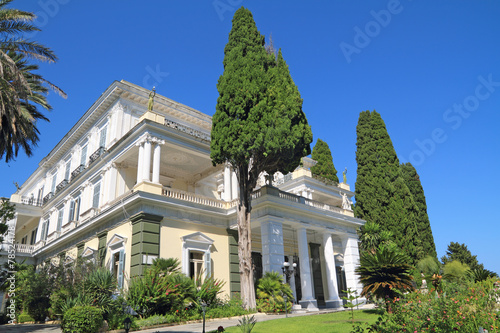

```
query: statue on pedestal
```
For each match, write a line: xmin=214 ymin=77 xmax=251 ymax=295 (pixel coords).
xmin=148 ymin=87 xmax=156 ymax=111
xmin=343 ymin=167 xmax=347 ymax=184
xmin=341 ymin=191 xmax=351 ymax=210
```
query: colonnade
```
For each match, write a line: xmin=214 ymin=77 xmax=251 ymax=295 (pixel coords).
xmin=136 ymin=135 xmax=165 ymax=185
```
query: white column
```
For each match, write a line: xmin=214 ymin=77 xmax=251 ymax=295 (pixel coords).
xmin=106 ymin=164 xmax=117 ymax=204
xmin=223 ymin=164 xmax=231 ymax=201
xmin=152 ymin=141 xmax=162 ymax=184
xmin=323 ymin=233 xmax=342 ymax=308
xmin=297 ymin=227 xmax=318 ymax=310
xmin=137 ymin=143 xmax=144 ymax=184
xmin=341 ymin=234 xmax=364 ymax=304
xmin=142 ymin=139 xmax=152 ymax=181
xmin=260 ymin=219 xmax=284 ymax=274
xmin=231 ymin=170 xmax=238 ymax=200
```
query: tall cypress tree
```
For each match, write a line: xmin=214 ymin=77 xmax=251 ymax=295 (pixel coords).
xmin=310 ymin=138 xmax=339 ymax=183
xmin=400 ymin=163 xmax=437 ymax=258
xmin=354 ymin=111 xmax=423 ymax=263
xmin=211 ymin=8 xmax=312 ymax=309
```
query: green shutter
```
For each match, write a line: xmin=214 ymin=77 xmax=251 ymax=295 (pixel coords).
xmin=227 ymin=229 xmax=240 ymax=296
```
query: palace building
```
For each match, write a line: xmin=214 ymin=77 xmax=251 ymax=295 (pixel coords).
xmin=1 ymin=80 xmax=364 ymax=311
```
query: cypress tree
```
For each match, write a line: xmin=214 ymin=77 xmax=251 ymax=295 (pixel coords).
xmin=310 ymin=138 xmax=339 ymax=183
xmin=211 ymin=7 xmax=312 ymax=309
xmin=354 ymin=111 xmax=423 ymax=263
xmin=400 ymin=163 xmax=437 ymax=258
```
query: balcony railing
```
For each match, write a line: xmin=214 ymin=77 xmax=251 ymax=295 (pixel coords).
xmin=56 ymin=179 xmax=69 ymax=193
xmin=162 ymin=187 xmax=232 ymax=209
xmin=19 ymin=196 xmax=43 ymax=207
xmin=15 ymin=244 xmax=35 ymax=254
xmin=42 ymin=192 xmax=54 ymax=205
xmin=70 ymin=164 xmax=85 ymax=181
xmin=164 ymin=119 xmax=211 ymax=142
xmin=88 ymin=146 xmax=105 ymax=165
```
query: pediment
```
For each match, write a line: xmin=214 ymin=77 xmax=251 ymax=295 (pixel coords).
xmin=82 ymin=246 xmax=96 ymax=258
xmin=107 ymin=234 xmax=127 ymax=250
xmin=181 ymin=232 xmax=214 ymax=245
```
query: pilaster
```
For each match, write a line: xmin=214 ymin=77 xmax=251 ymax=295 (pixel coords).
xmin=130 ymin=212 xmax=162 ymax=277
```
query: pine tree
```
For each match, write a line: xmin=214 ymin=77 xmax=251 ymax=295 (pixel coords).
xmin=310 ymin=138 xmax=339 ymax=183
xmin=211 ymin=7 xmax=312 ymax=309
xmin=441 ymin=242 xmax=483 ymax=271
xmin=400 ymin=163 xmax=437 ymax=258
xmin=354 ymin=111 xmax=423 ymax=263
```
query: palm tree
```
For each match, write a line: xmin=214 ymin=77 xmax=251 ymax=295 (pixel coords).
xmin=0 ymin=0 xmax=65 ymax=162
xmin=356 ymin=245 xmax=414 ymax=312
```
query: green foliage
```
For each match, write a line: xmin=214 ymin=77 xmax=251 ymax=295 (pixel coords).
xmin=0 ymin=198 xmax=15 ymax=242
xmin=443 ymin=260 xmax=470 ymax=282
xmin=468 ymin=268 xmax=498 ymax=283
xmin=354 ymin=111 xmax=424 ymax=264
xmin=237 ymin=315 xmax=257 ymax=333
xmin=441 ymin=241 xmax=484 ymax=271
xmin=195 ymin=276 xmax=226 ymax=307
xmin=357 ymin=278 xmax=500 ymax=332
xmin=83 ymin=267 xmax=116 ymax=318
xmin=255 ymin=272 xmax=293 ymax=313
xmin=416 ymin=255 xmax=440 ymax=276
xmin=356 ymin=245 xmax=414 ymax=311
xmin=342 ymin=288 xmax=364 ymax=323
xmin=205 ymin=295 xmax=252 ymax=319
xmin=127 ymin=264 xmax=196 ymax=318
xmin=0 ymin=1 xmax=66 ymax=162
xmin=15 ymin=264 xmax=51 ymax=321
xmin=61 ymin=306 xmax=103 ymax=333
xmin=17 ymin=312 xmax=34 ymax=323
xmin=358 ymin=221 xmax=395 ymax=254
xmin=310 ymin=138 xmax=339 ymax=183
xmin=400 ymin=163 xmax=437 ymax=257
xmin=152 ymin=257 xmax=181 ymax=274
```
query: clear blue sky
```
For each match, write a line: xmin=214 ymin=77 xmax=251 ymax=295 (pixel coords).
xmin=2 ymin=1 xmax=499 ymax=273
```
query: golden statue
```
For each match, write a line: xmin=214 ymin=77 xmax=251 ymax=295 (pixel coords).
xmin=148 ymin=87 xmax=156 ymax=111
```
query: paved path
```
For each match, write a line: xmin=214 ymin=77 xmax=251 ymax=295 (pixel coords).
xmin=0 ymin=305 xmax=375 ymax=333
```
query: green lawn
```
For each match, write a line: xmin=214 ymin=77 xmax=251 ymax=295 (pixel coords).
xmin=222 ymin=309 xmax=380 ymax=333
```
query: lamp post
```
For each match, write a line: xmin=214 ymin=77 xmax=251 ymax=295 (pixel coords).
xmin=282 ymin=260 xmax=297 ymax=318
xmin=201 ymin=300 xmax=207 ymax=333
xmin=123 ymin=317 xmax=131 ymax=333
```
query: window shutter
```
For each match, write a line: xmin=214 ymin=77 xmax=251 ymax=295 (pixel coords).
xmin=99 ymin=127 xmax=107 ymax=148
xmin=118 ymin=249 xmax=125 ymax=289
xmin=75 ymin=197 xmax=81 ymax=220
xmin=57 ymin=209 xmax=64 ymax=231
xmin=69 ymin=200 xmax=75 ymax=222
xmin=41 ymin=222 xmax=47 ymax=241
xmin=81 ymin=145 xmax=87 ymax=165
xmin=93 ymin=183 xmax=101 ymax=208
xmin=204 ymin=251 xmax=211 ymax=279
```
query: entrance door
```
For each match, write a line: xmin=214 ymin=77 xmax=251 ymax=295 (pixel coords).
xmin=309 ymin=243 xmax=325 ymax=306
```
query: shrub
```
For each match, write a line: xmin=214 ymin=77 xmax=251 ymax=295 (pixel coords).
xmin=195 ymin=276 xmax=226 ymax=307
xmin=17 ymin=313 xmax=34 ymax=323
xmin=62 ymin=306 xmax=103 ymax=333
xmin=256 ymin=272 xmax=293 ymax=313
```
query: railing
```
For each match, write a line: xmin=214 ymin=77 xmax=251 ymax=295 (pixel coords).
xmin=71 ymin=164 xmax=85 ymax=181
xmin=304 ymin=198 xmax=344 ymax=214
xmin=164 ymin=119 xmax=211 ymax=142
xmin=88 ymin=146 xmax=105 ymax=165
xmin=42 ymin=192 xmax=54 ymax=205
xmin=56 ymin=179 xmax=69 ymax=193
xmin=163 ymin=187 xmax=227 ymax=208
xmin=15 ymin=244 xmax=35 ymax=254
xmin=19 ymin=196 xmax=43 ymax=207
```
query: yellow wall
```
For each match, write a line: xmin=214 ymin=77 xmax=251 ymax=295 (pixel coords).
xmin=159 ymin=220 xmax=231 ymax=297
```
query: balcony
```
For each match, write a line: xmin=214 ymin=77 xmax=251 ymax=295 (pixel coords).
xmin=88 ymin=146 xmax=105 ymax=165
xmin=56 ymin=179 xmax=69 ymax=193
xmin=15 ymin=244 xmax=35 ymax=254
xmin=19 ymin=196 xmax=43 ymax=207
xmin=70 ymin=164 xmax=85 ymax=181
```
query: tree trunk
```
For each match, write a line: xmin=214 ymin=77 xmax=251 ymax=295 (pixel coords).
xmin=237 ymin=179 xmax=256 ymax=310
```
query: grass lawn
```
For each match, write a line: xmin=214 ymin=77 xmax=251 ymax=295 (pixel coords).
xmin=222 ymin=309 xmax=380 ymax=333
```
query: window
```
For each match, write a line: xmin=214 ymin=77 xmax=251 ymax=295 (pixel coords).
xmin=181 ymin=232 xmax=213 ymax=280
xmin=51 ymin=172 xmax=58 ymax=193
xmin=64 ymin=159 xmax=71 ymax=181
xmin=37 ymin=186 xmax=44 ymax=202
xmin=107 ymin=234 xmax=126 ymax=289
xmin=30 ymin=228 xmax=37 ymax=245
xmin=40 ymin=219 xmax=49 ymax=241
xmin=80 ymin=144 xmax=88 ymax=166
xmin=92 ymin=182 xmax=101 ymax=208
xmin=68 ymin=196 xmax=81 ymax=221
xmin=57 ymin=207 xmax=64 ymax=232
xmin=21 ymin=235 xmax=27 ymax=244
xmin=99 ymin=125 xmax=107 ymax=148
xmin=189 ymin=251 xmax=204 ymax=280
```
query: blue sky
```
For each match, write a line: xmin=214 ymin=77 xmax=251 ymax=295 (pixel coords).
xmin=2 ymin=1 xmax=499 ymax=273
